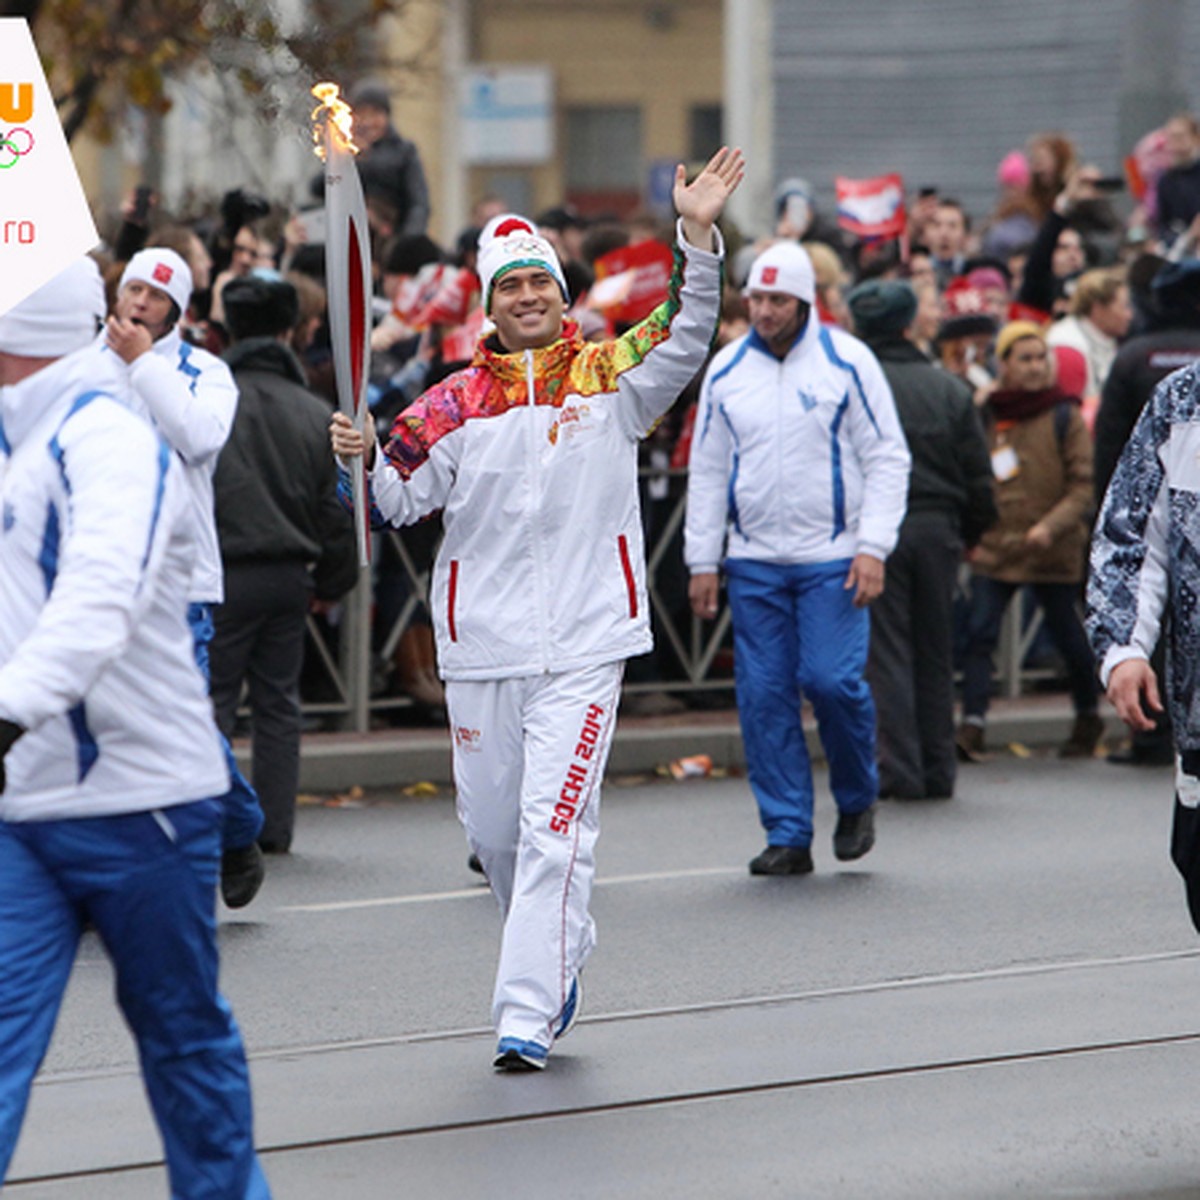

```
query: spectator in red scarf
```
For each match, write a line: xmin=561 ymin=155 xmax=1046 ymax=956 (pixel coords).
xmin=957 ymin=321 xmax=1103 ymax=762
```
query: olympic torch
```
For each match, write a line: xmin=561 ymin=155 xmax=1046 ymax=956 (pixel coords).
xmin=312 ymin=82 xmax=372 ymax=568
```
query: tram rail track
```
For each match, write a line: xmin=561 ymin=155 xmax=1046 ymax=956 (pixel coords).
xmin=11 ymin=947 xmax=1200 ymax=1190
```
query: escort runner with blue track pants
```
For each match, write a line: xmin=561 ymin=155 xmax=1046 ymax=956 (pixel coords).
xmin=0 ymin=259 xmax=269 ymax=1197
xmin=331 ymin=148 xmax=742 ymax=1069
xmin=102 ymin=249 xmax=264 ymax=899
xmin=685 ymin=241 xmax=910 ymax=875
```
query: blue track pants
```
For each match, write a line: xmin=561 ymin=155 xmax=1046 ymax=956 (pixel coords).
xmin=726 ymin=558 xmax=878 ymax=847
xmin=0 ymin=799 xmax=270 ymax=1198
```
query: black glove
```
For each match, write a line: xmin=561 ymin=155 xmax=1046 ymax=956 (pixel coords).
xmin=0 ymin=719 xmax=24 ymax=795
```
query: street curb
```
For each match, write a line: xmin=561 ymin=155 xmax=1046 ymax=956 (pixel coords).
xmin=236 ymin=699 xmax=1094 ymax=793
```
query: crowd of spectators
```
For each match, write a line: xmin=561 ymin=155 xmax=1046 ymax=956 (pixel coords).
xmin=93 ymin=95 xmax=1200 ymax=765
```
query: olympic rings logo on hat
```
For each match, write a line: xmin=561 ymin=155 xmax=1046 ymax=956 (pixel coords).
xmin=0 ymin=127 xmax=34 ymax=170
xmin=502 ymin=236 xmax=547 ymax=258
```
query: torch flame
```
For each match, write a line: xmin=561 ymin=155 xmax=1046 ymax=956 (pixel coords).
xmin=311 ymin=82 xmax=359 ymax=159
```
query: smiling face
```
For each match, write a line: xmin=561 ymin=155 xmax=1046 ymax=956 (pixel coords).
xmin=489 ymin=265 xmax=565 ymax=352
xmin=115 ymin=279 xmax=176 ymax=341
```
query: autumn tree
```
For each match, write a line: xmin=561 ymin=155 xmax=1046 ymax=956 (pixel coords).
xmin=0 ymin=0 xmax=420 ymax=142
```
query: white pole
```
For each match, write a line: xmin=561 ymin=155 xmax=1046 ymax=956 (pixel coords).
xmin=440 ymin=0 xmax=469 ymax=243
xmin=723 ymin=0 xmax=775 ymax=242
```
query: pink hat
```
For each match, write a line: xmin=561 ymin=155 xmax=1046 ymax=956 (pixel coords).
xmin=996 ymin=151 xmax=1031 ymax=190
xmin=965 ymin=266 xmax=1008 ymax=294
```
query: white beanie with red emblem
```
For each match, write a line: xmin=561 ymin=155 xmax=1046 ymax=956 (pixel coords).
xmin=118 ymin=248 xmax=194 ymax=317
xmin=744 ymin=240 xmax=816 ymax=305
xmin=476 ymin=213 xmax=568 ymax=314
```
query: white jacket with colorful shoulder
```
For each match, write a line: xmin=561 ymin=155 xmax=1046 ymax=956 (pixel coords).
xmin=357 ymin=223 xmax=724 ymax=681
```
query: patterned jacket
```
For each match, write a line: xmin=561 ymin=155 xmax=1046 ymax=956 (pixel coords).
xmin=361 ymin=223 xmax=724 ymax=681
xmin=1088 ymin=362 xmax=1200 ymax=746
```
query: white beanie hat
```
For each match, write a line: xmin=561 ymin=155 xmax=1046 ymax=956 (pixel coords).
xmin=744 ymin=240 xmax=816 ymax=304
xmin=0 ymin=257 xmax=106 ymax=357
xmin=476 ymin=213 xmax=568 ymax=314
xmin=118 ymin=247 xmax=193 ymax=317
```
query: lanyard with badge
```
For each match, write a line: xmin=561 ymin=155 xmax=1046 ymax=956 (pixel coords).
xmin=991 ymin=419 xmax=1019 ymax=482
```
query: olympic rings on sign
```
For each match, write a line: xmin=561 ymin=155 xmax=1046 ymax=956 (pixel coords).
xmin=0 ymin=128 xmax=34 ymax=170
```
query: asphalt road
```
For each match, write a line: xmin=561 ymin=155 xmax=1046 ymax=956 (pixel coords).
xmin=9 ymin=749 xmax=1200 ymax=1198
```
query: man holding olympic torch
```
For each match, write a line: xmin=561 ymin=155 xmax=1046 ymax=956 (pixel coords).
xmin=331 ymin=147 xmax=743 ymax=1071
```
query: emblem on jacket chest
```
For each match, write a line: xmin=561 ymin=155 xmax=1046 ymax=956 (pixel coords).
xmin=547 ymin=402 xmax=593 ymax=445
xmin=795 ymin=388 xmax=818 ymax=412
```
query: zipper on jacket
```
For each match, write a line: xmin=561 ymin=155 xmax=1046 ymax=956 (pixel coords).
xmin=524 ymin=349 xmax=553 ymax=670
xmin=447 ymin=558 xmax=459 ymax=642
xmin=617 ymin=534 xmax=638 ymax=618
xmin=776 ymin=359 xmax=787 ymax=558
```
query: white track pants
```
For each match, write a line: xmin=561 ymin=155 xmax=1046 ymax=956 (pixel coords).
xmin=446 ymin=662 xmax=623 ymax=1048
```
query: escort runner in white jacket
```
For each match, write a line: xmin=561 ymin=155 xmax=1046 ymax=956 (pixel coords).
xmin=104 ymin=249 xmax=238 ymax=607
xmin=331 ymin=148 xmax=744 ymax=1072
xmin=102 ymin=247 xmax=265 ymax=884
xmin=685 ymin=302 xmax=910 ymax=573
xmin=0 ymin=258 xmax=268 ymax=1198
xmin=0 ymin=347 xmax=228 ymax=817
xmin=685 ymin=240 xmax=910 ymax=876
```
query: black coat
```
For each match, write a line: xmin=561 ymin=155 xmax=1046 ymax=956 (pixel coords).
xmin=357 ymin=126 xmax=431 ymax=238
xmin=1093 ymin=324 xmax=1200 ymax=502
xmin=868 ymin=337 xmax=998 ymax=546
xmin=215 ymin=338 xmax=357 ymax=600
xmin=1157 ymin=161 xmax=1200 ymax=247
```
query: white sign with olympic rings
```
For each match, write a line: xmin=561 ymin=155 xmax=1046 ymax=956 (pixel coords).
xmin=0 ymin=127 xmax=34 ymax=170
xmin=0 ymin=19 xmax=97 ymax=319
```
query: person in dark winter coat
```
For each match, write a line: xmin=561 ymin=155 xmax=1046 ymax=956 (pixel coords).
xmin=1155 ymin=114 xmax=1200 ymax=250
xmin=1095 ymin=260 xmax=1200 ymax=495
xmin=211 ymin=273 xmax=356 ymax=854
xmin=849 ymin=280 xmax=997 ymax=799
xmin=347 ymin=80 xmax=430 ymax=239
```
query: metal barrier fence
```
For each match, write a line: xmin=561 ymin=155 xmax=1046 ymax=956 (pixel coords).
xmin=301 ymin=467 xmax=1062 ymax=733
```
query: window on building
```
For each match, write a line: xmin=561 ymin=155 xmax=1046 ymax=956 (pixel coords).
xmin=564 ymin=106 xmax=642 ymax=216
xmin=689 ymin=104 xmax=723 ymax=163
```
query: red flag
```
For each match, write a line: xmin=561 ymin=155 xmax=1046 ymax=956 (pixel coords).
xmin=591 ymin=239 xmax=676 ymax=326
xmin=835 ymin=174 xmax=906 ymax=240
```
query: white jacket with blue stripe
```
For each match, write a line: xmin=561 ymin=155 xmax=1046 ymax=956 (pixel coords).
xmin=0 ymin=349 xmax=228 ymax=821
xmin=685 ymin=318 xmax=911 ymax=573
xmin=98 ymin=328 xmax=239 ymax=604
